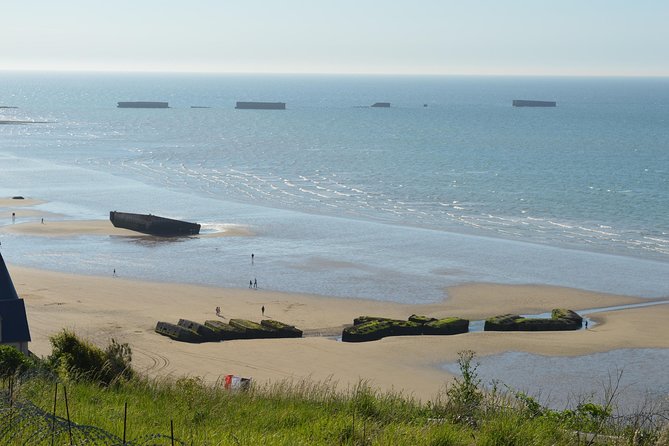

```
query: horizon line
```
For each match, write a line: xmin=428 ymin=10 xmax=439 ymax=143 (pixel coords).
xmin=1 ymin=67 xmax=668 ymax=79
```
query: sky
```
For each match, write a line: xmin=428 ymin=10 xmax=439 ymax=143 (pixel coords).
xmin=1 ymin=0 xmax=668 ymax=76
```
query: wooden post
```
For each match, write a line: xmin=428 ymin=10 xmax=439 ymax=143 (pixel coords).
xmin=51 ymin=383 xmax=58 ymax=446
xmin=123 ymin=401 xmax=128 ymax=445
xmin=64 ymin=385 xmax=73 ymax=445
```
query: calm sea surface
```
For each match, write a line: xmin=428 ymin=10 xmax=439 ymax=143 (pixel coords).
xmin=1 ymin=73 xmax=668 ymax=302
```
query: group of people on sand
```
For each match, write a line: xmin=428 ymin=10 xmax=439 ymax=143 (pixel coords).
xmin=249 ymin=253 xmax=258 ymax=289
xmin=217 ymin=253 xmax=266 ymax=318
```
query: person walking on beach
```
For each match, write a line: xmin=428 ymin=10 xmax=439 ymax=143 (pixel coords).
xmin=262 ymin=305 xmax=265 ymax=317
xmin=254 ymin=278 xmax=257 ymax=289
xmin=113 ymin=268 xmax=116 ymax=277
xmin=251 ymin=253 xmax=254 ymax=265
xmin=249 ymin=279 xmax=253 ymax=289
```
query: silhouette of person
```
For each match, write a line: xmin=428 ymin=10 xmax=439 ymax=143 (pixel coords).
xmin=254 ymin=278 xmax=257 ymax=289
xmin=216 ymin=306 xmax=221 ymax=316
xmin=262 ymin=305 xmax=265 ymax=317
xmin=585 ymin=320 xmax=588 ymax=329
xmin=113 ymin=269 xmax=116 ymax=277
xmin=251 ymin=253 xmax=254 ymax=265
xmin=249 ymin=279 xmax=253 ymax=289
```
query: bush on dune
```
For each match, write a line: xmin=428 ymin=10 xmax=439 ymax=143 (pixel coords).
xmin=0 ymin=345 xmax=30 ymax=378
xmin=47 ymin=329 xmax=133 ymax=385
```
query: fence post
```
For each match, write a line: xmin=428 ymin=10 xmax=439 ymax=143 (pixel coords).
xmin=123 ymin=401 xmax=128 ymax=445
xmin=171 ymin=419 xmax=175 ymax=446
xmin=8 ymin=376 xmax=14 ymax=433
xmin=64 ymin=385 xmax=73 ymax=445
xmin=51 ymin=382 xmax=58 ymax=446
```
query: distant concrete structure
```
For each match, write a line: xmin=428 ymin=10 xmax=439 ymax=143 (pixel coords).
xmin=371 ymin=102 xmax=391 ymax=108
xmin=117 ymin=102 xmax=169 ymax=108
xmin=235 ymin=101 xmax=286 ymax=110
xmin=0 ymin=253 xmax=31 ymax=355
xmin=512 ymin=100 xmax=556 ymax=107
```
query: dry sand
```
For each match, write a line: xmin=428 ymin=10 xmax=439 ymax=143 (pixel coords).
xmin=4 ymin=198 xmax=668 ymax=400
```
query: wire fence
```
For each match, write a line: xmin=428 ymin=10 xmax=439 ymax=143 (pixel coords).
xmin=1 ymin=388 xmax=187 ymax=446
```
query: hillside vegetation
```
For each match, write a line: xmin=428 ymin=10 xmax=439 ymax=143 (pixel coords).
xmin=1 ymin=332 xmax=668 ymax=445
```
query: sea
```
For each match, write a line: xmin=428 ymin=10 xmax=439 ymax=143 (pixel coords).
xmin=1 ymin=72 xmax=668 ymax=303
xmin=2 ymin=72 xmax=669 ymax=406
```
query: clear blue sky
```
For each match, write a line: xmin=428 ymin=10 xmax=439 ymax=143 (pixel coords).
xmin=2 ymin=0 xmax=667 ymax=76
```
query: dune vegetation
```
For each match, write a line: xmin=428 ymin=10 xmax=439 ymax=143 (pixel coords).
xmin=1 ymin=332 xmax=668 ymax=445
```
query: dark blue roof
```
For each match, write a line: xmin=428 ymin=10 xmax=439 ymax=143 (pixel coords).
xmin=1 ymin=252 xmax=20 ymax=301
xmin=0 ymin=300 xmax=31 ymax=342
xmin=0 ymin=252 xmax=31 ymax=342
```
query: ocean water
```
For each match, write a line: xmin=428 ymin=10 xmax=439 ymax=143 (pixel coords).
xmin=443 ymin=349 xmax=669 ymax=411
xmin=1 ymin=72 xmax=669 ymax=302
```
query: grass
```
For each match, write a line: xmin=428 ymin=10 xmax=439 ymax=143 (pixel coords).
xmin=2 ymin=334 xmax=668 ymax=445
xmin=5 ymin=377 xmax=426 ymax=444
xmin=6 ymin=371 xmax=667 ymax=445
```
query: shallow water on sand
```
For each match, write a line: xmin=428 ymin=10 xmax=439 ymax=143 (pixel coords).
xmin=443 ymin=349 xmax=669 ymax=412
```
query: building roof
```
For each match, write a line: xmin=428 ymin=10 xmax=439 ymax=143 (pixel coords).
xmin=0 ymin=252 xmax=20 ymax=301
xmin=0 ymin=252 xmax=31 ymax=343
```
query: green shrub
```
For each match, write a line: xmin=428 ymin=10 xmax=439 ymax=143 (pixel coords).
xmin=0 ymin=345 xmax=30 ymax=378
xmin=446 ymin=350 xmax=483 ymax=426
xmin=47 ymin=329 xmax=133 ymax=385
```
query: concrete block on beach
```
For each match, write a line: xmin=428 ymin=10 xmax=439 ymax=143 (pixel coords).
xmin=177 ymin=319 xmax=219 ymax=341
xmin=228 ymin=318 xmax=278 ymax=338
xmin=260 ymin=319 xmax=303 ymax=338
xmin=204 ymin=320 xmax=248 ymax=340
xmin=155 ymin=321 xmax=203 ymax=343
xmin=484 ymin=308 xmax=583 ymax=331
xmin=343 ymin=315 xmax=469 ymax=342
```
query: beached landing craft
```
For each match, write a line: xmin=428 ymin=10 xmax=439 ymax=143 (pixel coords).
xmin=109 ymin=211 xmax=200 ymax=236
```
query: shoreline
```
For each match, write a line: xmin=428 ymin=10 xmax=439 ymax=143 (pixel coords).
xmin=11 ymin=263 xmax=668 ymax=401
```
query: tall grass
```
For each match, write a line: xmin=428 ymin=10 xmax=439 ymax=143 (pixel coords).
xmin=14 ymin=375 xmax=469 ymax=445
xmin=2 ymin=336 xmax=668 ymax=445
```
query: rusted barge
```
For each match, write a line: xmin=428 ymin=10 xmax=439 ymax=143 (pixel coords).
xmin=109 ymin=211 xmax=200 ymax=236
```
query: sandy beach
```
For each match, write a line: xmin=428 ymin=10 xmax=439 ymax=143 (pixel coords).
xmin=8 ymin=261 xmax=668 ymax=401
xmin=3 ymin=207 xmax=668 ymax=401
